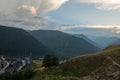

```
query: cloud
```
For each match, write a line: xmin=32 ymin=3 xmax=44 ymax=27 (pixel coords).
xmin=59 ymin=24 xmax=120 ymax=30
xmin=15 ymin=5 xmax=37 ymax=18
xmin=58 ymin=24 xmax=120 ymax=37
xmin=112 ymin=27 xmax=120 ymax=34
xmin=0 ymin=0 xmax=68 ymax=30
xmin=59 ymin=24 xmax=120 ymax=34
xmin=37 ymin=0 xmax=69 ymax=16
xmin=76 ymin=0 xmax=120 ymax=10
xmin=59 ymin=24 xmax=85 ymax=30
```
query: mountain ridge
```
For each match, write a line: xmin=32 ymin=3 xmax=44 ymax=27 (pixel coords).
xmin=30 ymin=30 xmax=101 ymax=58
xmin=0 ymin=25 xmax=53 ymax=57
xmin=73 ymin=34 xmax=101 ymax=49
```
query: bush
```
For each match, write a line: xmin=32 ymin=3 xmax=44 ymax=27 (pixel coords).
xmin=12 ymin=71 xmax=24 ymax=80
xmin=43 ymin=54 xmax=59 ymax=67
xmin=0 ymin=72 xmax=12 ymax=80
xmin=0 ymin=67 xmax=35 ymax=80
xmin=22 ymin=67 xmax=35 ymax=79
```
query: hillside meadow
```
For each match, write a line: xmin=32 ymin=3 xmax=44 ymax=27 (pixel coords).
xmin=30 ymin=45 xmax=120 ymax=80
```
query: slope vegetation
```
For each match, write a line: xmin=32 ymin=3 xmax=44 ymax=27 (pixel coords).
xmin=61 ymin=45 xmax=120 ymax=78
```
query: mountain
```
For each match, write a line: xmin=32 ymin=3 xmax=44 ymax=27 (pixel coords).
xmin=88 ymin=36 xmax=119 ymax=48
xmin=61 ymin=45 xmax=120 ymax=79
xmin=0 ymin=25 xmax=53 ymax=57
xmin=73 ymin=34 xmax=101 ymax=49
xmin=30 ymin=30 xmax=100 ymax=58
xmin=111 ymin=38 xmax=120 ymax=45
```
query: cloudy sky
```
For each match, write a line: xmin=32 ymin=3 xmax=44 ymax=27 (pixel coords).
xmin=0 ymin=0 xmax=120 ymax=36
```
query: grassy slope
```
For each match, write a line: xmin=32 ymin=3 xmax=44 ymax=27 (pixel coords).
xmin=61 ymin=45 xmax=120 ymax=77
xmin=30 ymin=60 xmax=82 ymax=80
xmin=30 ymin=45 xmax=120 ymax=80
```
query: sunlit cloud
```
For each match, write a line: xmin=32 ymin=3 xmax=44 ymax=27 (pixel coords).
xmin=87 ymin=25 xmax=120 ymax=34
xmin=86 ymin=25 xmax=120 ymax=29
xmin=59 ymin=24 xmax=120 ymax=29
xmin=59 ymin=24 xmax=84 ymax=30
xmin=59 ymin=24 xmax=120 ymax=34
xmin=112 ymin=27 xmax=120 ymax=34
xmin=77 ymin=0 xmax=120 ymax=10
xmin=16 ymin=5 xmax=37 ymax=18
xmin=0 ymin=0 xmax=69 ymax=30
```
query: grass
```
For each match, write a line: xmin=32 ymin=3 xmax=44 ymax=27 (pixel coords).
xmin=61 ymin=45 xmax=120 ymax=77
xmin=30 ymin=45 xmax=120 ymax=80
xmin=32 ymin=60 xmax=43 ymax=68
xmin=30 ymin=60 xmax=82 ymax=80
xmin=30 ymin=67 xmax=82 ymax=80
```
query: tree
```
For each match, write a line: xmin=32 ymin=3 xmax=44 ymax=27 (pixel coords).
xmin=43 ymin=54 xmax=59 ymax=67
xmin=0 ymin=72 xmax=12 ymax=80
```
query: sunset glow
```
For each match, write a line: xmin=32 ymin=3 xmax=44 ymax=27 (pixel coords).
xmin=87 ymin=25 xmax=120 ymax=29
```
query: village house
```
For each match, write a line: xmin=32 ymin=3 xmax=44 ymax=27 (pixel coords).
xmin=0 ymin=56 xmax=32 ymax=74
xmin=0 ymin=57 xmax=7 ymax=69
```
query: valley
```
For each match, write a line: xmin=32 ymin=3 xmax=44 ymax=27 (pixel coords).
xmin=0 ymin=25 xmax=120 ymax=80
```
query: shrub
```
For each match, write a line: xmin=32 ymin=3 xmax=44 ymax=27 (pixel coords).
xmin=0 ymin=67 xmax=35 ymax=80
xmin=43 ymin=54 xmax=59 ymax=67
xmin=0 ymin=72 xmax=12 ymax=80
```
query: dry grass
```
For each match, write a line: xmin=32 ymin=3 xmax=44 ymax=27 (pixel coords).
xmin=61 ymin=45 xmax=120 ymax=77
